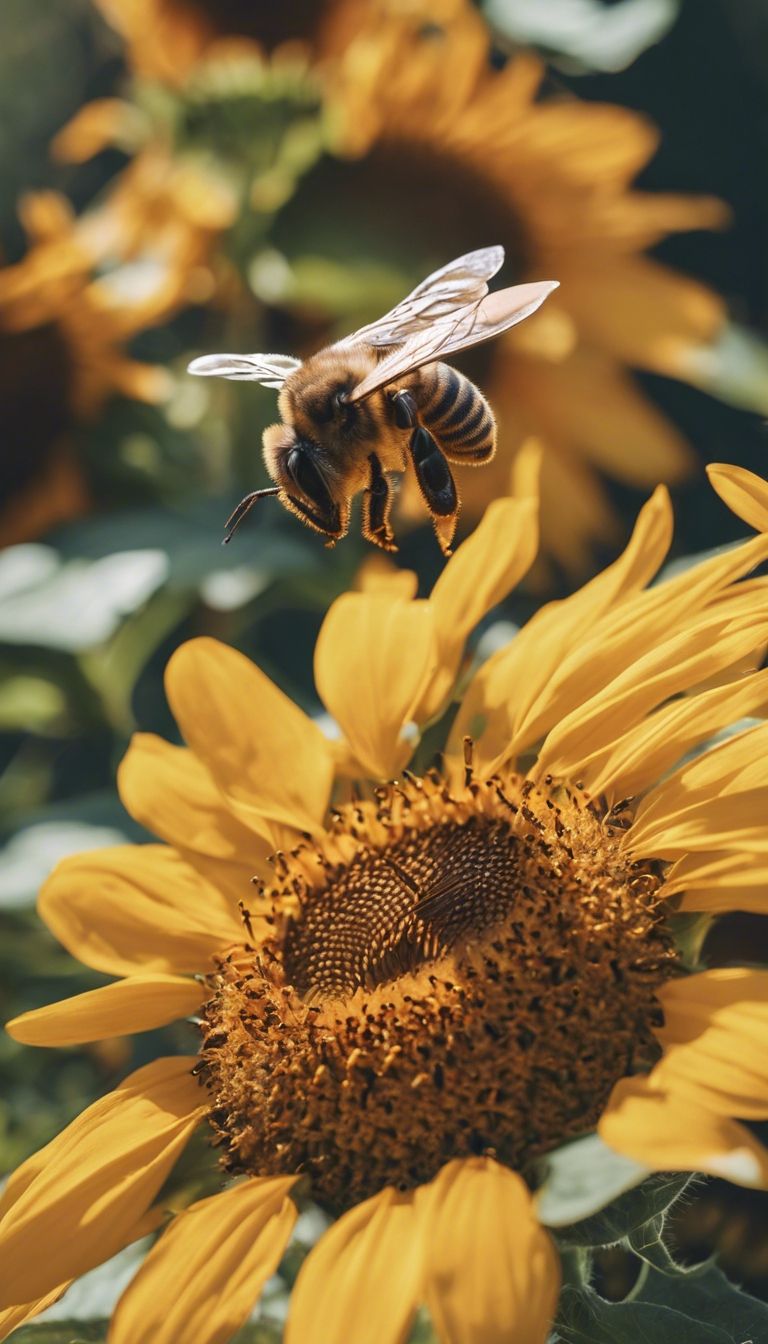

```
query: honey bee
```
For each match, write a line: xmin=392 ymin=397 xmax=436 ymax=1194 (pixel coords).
xmin=189 ymin=247 xmax=558 ymax=554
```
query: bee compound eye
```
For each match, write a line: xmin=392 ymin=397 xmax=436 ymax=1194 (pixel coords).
xmin=286 ymin=445 xmax=334 ymax=512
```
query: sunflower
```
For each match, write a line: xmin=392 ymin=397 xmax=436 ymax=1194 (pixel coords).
xmin=4 ymin=461 xmax=768 ymax=1338
xmin=266 ymin=0 xmax=726 ymax=570
xmin=52 ymin=39 xmax=323 ymax=295
xmin=0 ymin=190 xmax=188 ymax=546
xmin=90 ymin=0 xmax=362 ymax=83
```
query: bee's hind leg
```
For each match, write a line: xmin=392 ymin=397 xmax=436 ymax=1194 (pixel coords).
xmin=362 ymin=452 xmax=397 ymax=552
xmin=408 ymin=426 xmax=459 ymax=557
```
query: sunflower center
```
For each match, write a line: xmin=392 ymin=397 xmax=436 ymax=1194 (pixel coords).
xmin=282 ymin=814 xmax=544 ymax=998
xmin=199 ymin=773 xmax=677 ymax=1211
xmin=274 ymin=137 xmax=530 ymax=344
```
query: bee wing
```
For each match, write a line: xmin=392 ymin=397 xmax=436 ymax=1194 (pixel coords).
xmin=341 ymin=246 xmax=506 ymax=351
xmin=347 ymin=280 xmax=559 ymax=403
xmin=187 ymin=352 xmax=301 ymax=389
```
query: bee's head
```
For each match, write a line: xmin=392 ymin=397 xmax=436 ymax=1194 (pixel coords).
xmin=261 ymin=423 xmax=342 ymax=540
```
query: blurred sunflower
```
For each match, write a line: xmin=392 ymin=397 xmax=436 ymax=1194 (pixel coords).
xmin=269 ymin=0 xmax=729 ymax=569
xmin=89 ymin=0 xmax=362 ymax=82
xmin=0 ymin=192 xmax=188 ymax=547
xmin=4 ymin=464 xmax=768 ymax=1340
xmin=53 ymin=44 xmax=323 ymax=294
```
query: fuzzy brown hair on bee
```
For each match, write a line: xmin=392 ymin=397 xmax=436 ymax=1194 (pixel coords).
xmin=188 ymin=248 xmax=558 ymax=556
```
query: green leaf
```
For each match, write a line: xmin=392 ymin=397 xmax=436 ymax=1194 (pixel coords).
xmin=556 ymin=1262 xmax=768 ymax=1343
xmin=0 ymin=545 xmax=168 ymax=651
xmin=553 ymin=1170 xmax=694 ymax=1248
xmin=555 ymin=1285 xmax=732 ymax=1344
xmin=626 ymin=1215 xmax=688 ymax=1275
xmin=637 ymin=1262 xmax=768 ymax=1338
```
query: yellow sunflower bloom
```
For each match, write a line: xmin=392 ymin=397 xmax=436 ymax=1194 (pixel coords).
xmin=0 ymin=190 xmax=189 ymax=546
xmin=5 ymin=468 xmax=768 ymax=1341
xmin=89 ymin=0 xmax=361 ymax=83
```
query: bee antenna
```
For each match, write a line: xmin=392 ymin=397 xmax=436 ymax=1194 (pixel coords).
xmin=222 ymin=488 xmax=280 ymax=544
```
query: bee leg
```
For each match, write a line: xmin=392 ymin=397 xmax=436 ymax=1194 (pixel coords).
xmin=408 ymin=425 xmax=459 ymax=556
xmin=390 ymin=389 xmax=418 ymax=430
xmin=285 ymin=491 xmax=344 ymax=547
xmin=362 ymin=452 xmax=397 ymax=552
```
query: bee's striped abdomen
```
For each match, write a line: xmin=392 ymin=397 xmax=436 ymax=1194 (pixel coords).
xmin=418 ymin=363 xmax=496 ymax=465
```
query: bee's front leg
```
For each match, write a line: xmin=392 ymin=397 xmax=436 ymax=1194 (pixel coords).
xmin=362 ymin=452 xmax=397 ymax=552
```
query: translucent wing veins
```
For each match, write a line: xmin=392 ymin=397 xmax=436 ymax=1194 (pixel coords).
xmin=187 ymin=353 xmax=301 ymax=388
xmin=347 ymin=279 xmax=560 ymax=402
xmin=340 ymin=245 xmax=506 ymax=350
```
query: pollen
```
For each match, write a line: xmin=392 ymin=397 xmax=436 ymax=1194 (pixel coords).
xmin=197 ymin=768 xmax=677 ymax=1211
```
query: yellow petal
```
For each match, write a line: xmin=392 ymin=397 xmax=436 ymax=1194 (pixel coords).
xmin=0 ymin=1282 xmax=71 ymax=1342
xmin=355 ymin=554 xmax=418 ymax=599
xmin=118 ymin=733 xmax=273 ymax=896
xmin=417 ymin=1158 xmax=560 ymax=1344
xmin=576 ymin=668 xmax=768 ymax=801
xmin=525 ymin=530 xmax=768 ymax=769
xmin=17 ymin=191 xmax=75 ymax=244
xmin=536 ymin=612 xmax=768 ymax=783
xmin=0 ymin=1057 xmax=203 ymax=1310
xmin=285 ymin=1187 xmax=422 ymax=1344
xmin=39 ymin=845 xmax=242 ymax=977
xmin=626 ymin=787 xmax=768 ymax=861
xmin=51 ymin=98 xmax=140 ymax=163
xmin=708 ymin=463 xmax=768 ymax=532
xmin=418 ymin=495 xmax=538 ymax=721
xmin=0 ymin=1209 xmax=162 ymax=1342
xmin=451 ymin=485 xmax=673 ymax=774
xmin=6 ymin=973 xmax=203 ymax=1046
xmin=512 ymin=101 xmax=657 ymax=186
xmin=315 ymin=593 xmax=437 ymax=780
xmin=165 ymin=638 xmax=333 ymax=836
xmin=599 ymin=1076 xmax=768 ymax=1187
xmin=651 ymin=970 xmax=768 ymax=1119
xmin=109 ymin=1176 xmax=297 ymax=1344
xmin=504 ymin=348 xmax=693 ymax=486
xmin=557 ymin=255 xmax=724 ymax=379
xmin=662 ymin=852 xmax=768 ymax=914
xmin=634 ymin=720 xmax=768 ymax=828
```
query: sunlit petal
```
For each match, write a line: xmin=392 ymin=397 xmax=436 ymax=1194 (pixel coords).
xmin=0 ymin=1058 xmax=203 ymax=1310
xmin=285 ymin=1187 xmax=422 ymax=1344
xmin=39 ymin=845 xmax=243 ymax=976
xmin=599 ymin=1076 xmax=768 ymax=1188
xmin=418 ymin=1158 xmax=560 ymax=1344
xmin=6 ymin=974 xmax=203 ymax=1046
xmin=166 ymin=638 xmax=333 ymax=835
xmin=315 ymin=593 xmax=437 ymax=779
xmin=110 ymin=1176 xmax=297 ymax=1344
